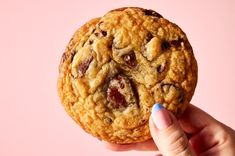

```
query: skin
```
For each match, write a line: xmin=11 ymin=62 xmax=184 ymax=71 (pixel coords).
xmin=104 ymin=104 xmax=235 ymax=156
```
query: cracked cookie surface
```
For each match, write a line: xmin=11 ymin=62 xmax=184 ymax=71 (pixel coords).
xmin=57 ymin=7 xmax=198 ymax=144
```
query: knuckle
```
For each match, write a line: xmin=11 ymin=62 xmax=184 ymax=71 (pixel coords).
xmin=166 ymin=129 xmax=189 ymax=155
xmin=216 ymin=126 xmax=230 ymax=145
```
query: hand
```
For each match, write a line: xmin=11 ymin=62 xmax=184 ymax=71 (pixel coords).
xmin=104 ymin=104 xmax=235 ymax=156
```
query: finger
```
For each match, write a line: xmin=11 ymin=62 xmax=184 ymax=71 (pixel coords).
xmin=134 ymin=139 xmax=158 ymax=151
xmin=179 ymin=104 xmax=225 ymax=154
xmin=188 ymin=125 xmax=221 ymax=154
xmin=103 ymin=139 xmax=158 ymax=151
xmin=179 ymin=104 xmax=217 ymax=133
xmin=150 ymin=103 xmax=196 ymax=156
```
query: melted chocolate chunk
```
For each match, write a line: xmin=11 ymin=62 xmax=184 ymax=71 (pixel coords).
xmin=144 ymin=9 xmax=162 ymax=18
xmin=77 ymin=56 xmax=93 ymax=77
xmin=107 ymin=75 xmax=138 ymax=109
xmin=161 ymin=40 xmax=171 ymax=51
xmin=146 ymin=32 xmax=154 ymax=42
xmin=107 ymin=87 xmax=126 ymax=109
xmin=123 ymin=51 xmax=137 ymax=68
xmin=170 ymin=38 xmax=184 ymax=48
xmin=161 ymin=38 xmax=184 ymax=51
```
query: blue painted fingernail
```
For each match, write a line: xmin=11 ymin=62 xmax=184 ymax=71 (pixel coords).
xmin=151 ymin=103 xmax=172 ymax=130
xmin=151 ymin=103 xmax=163 ymax=115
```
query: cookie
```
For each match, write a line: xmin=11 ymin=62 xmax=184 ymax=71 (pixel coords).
xmin=57 ymin=7 xmax=198 ymax=144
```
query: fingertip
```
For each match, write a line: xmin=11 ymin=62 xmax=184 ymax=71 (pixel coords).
xmin=151 ymin=103 xmax=164 ymax=115
xmin=151 ymin=103 xmax=173 ymax=130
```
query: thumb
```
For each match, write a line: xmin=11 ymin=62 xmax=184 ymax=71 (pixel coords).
xmin=149 ymin=103 xmax=195 ymax=156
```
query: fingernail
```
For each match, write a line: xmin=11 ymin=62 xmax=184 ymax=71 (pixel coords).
xmin=151 ymin=103 xmax=172 ymax=130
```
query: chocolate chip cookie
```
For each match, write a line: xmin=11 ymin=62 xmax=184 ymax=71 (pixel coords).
xmin=57 ymin=7 xmax=198 ymax=144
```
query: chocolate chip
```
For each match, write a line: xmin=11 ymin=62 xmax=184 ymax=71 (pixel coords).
xmin=107 ymin=87 xmax=126 ymax=109
xmin=91 ymin=29 xmax=96 ymax=33
xmin=161 ymin=40 xmax=170 ymax=51
xmin=122 ymin=51 xmax=137 ymax=68
xmin=94 ymin=30 xmax=107 ymax=37
xmin=169 ymin=38 xmax=184 ymax=48
xmin=81 ymin=42 xmax=86 ymax=47
xmin=161 ymin=38 xmax=184 ymax=51
xmin=157 ymin=64 xmax=166 ymax=73
xmin=107 ymin=75 xmax=138 ymax=109
xmin=160 ymin=83 xmax=184 ymax=103
xmin=184 ymin=41 xmax=193 ymax=52
xmin=143 ymin=9 xmax=162 ymax=18
xmin=161 ymin=39 xmax=184 ymax=51
xmin=97 ymin=21 xmax=104 ymax=27
xmin=101 ymin=30 xmax=107 ymax=37
xmin=94 ymin=32 xmax=99 ymax=37
xmin=89 ymin=40 xmax=93 ymax=44
xmin=103 ymin=117 xmax=113 ymax=124
xmin=119 ymin=83 xmax=124 ymax=89
xmin=61 ymin=52 xmax=67 ymax=63
xmin=70 ymin=50 xmax=76 ymax=62
xmin=146 ymin=32 xmax=153 ymax=42
xmin=141 ymin=119 xmax=146 ymax=124
xmin=61 ymin=51 xmax=75 ymax=63
xmin=77 ymin=56 xmax=93 ymax=77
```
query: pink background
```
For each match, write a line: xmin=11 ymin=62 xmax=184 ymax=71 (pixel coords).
xmin=1 ymin=0 xmax=235 ymax=156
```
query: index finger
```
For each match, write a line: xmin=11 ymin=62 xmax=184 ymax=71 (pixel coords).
xmin=179 ymin=104 xmax=217 ymax=133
